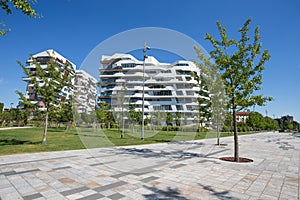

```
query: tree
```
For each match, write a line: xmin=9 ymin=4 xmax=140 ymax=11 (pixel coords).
xmin=111 ymin=82 xmax=128 ymax=136
xmin=0 ymin=102 xmax=4 ymax=113
xmin=96 ymin=102 xmax=109 ymax=128
xmin=261 ymin=116 xmax=275 ymax=131
xmin=175 ymin=111 xmax=181 ymax=126
xmin=166 ymin=112 xmax=173 ymax=129
xmin=60 ymin=96 xmax=74 ymax=130
xmin=16 ymin=51 xmax=74 ymax=144
xmin=0 ymin=111 xmax=10 ymax=127
xmin=194 ymin=46 xmax=227 ymax=144
xmin=283 ymin=120 xmax=293 ymax=130
xmin=205 ymin=18 xmax=272 ymax=161
xmin=129 ymin=103 xmax=142 ymax=129
xmin=246 ymin=112 xmax=264 ymax=131
xmin=1 ymin=0 xmax=38 ymax=36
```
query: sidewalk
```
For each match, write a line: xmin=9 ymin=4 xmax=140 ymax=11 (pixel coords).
xmin=0 ymin=132 xmax=299 ymax=199
xmin=0 ymin=126 xmax=32 ymax=130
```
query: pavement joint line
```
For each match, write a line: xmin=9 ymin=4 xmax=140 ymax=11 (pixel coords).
xmin=76 ymin=193 xmax=105 ymax=200
xmin=0 ymin=155 xmax=78 ymax=167
xmin=93 ymin=181 xmax=127 ymax=192
xmin=22 ymin=192 xmax=43 ymax=200
xmin=90 ymin=160 xmax=116 ymax=167
xmin=52 ymin=166 xmax=72 ymax=171
xmin=0 ymin=169 xmax=40 ymax=176
xmin=60 ymin=186 xmax=90 ymax=196
xmin=107 ymin=193 xmax=125 ymax=199
xmin=140 ymin=176 xmax=159 ymax=183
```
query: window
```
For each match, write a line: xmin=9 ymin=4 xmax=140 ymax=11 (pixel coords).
xmin=175 ymin=63 xmax=189 ymax=66
xmin=162 ymin=105 xmax=172 ymax=110
xmin=176 ymin=105 xmax=183 ymax=110
xmin=176 ymin=91 xmax=183 ymax=96
xmin=186 ymin=91 xmax=194 ymax=96
xmin=153 ymin=90 xmax=172 ymax=96
xmin=161 ymin=70 xmax=171 ymax=73
xmin=121 ymin=63 xmax=136 ymax=68
xmin=176 ymin=70 xmax=191 ymax=75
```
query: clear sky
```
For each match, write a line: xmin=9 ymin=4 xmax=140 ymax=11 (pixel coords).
xmin=0 ymin=0 xmax=299 ymax=121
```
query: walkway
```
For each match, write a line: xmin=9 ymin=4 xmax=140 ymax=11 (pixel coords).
xmin=0 ymin=126 xmax=32 ymax=130
xmin=0 ymin=132 xmax=299 ymax=199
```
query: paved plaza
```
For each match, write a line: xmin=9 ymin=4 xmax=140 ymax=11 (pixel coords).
xmin=0 ymin=132 xmax=299 ymax=200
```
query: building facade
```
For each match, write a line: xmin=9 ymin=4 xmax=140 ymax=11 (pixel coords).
xmin=236 ymin=112 xmax=250 ymax=123
xmin=22 ymin=49 xmax=76 ymax=110
xmin=74 ymin=70 xmax=97 ymax=114
xmin=99 ymin=53 xmax=206 ymax=126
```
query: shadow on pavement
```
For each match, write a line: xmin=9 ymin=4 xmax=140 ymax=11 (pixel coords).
xmin=143 ymin=185 xmax=188 ymax=200
xmin=115 ymin=147 xmax=229 ymax=160
xmin=198 ymin=183 xmax=239 ymax=200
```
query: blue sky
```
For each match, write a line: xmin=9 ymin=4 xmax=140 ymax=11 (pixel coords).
xmin=0 ymin=0 xmax=299 ymax=121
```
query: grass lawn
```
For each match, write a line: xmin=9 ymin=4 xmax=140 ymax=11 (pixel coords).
xmin=0 ymin=127 xmax=255 ymax=155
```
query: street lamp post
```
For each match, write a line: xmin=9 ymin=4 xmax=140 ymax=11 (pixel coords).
xmin=141 ymin=43 xmax=150 ymax=140
xmin=10 ymin=103 xmax=14 ymax=126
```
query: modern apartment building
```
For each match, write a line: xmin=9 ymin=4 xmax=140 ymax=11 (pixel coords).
xmin=99 ymin=53 xmax=205 ymax=126
xmin=74 ymin=70 xmax=97 ymax=114
xmin=22 ymin=49 xmax=76 ymax=110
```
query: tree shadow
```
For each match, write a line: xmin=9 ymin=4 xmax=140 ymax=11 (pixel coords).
xmin=198 ymin=183 xmax=239 ymax=200
xmin=276 ymin=141 xmax=295 ymax=150
xmin=0 ymin=139 xmax=40 ymax=145
xmin=143 ymin=185 xmax=187 ymax=200
xmin=115 ymin=146 xmax=229 ymax=160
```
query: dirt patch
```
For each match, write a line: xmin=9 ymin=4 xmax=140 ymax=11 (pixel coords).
xmin=219 ymin=157 xmax=253 ymax=163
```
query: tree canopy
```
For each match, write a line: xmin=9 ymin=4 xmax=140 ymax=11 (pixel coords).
xmin=1 ymin=0 xmax=38 ymax=36
xmin=16 ymin=51 xmax=74 ymax=144
xmin=205 ymin=18 xmax=272 ymax=161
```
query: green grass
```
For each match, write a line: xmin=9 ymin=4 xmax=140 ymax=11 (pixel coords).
xmin=0 ymin=127 xmax=256 ymax=155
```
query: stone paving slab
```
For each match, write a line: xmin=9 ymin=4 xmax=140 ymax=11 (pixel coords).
xmin=0 ymin=132 xmax=299 ymax=199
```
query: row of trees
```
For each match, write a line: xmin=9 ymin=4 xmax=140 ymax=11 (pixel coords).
xmin=222 ymin=112 xmax=278 ymax=132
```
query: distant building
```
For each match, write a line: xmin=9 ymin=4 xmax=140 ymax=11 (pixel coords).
xmin=275 ymin=115 xmax=294 ymax=130
xmin=22 ymin=49 xmax=76 ymax=110
xmin=281 ymin=115 xmax=293 ymax=122
xmin=236 ymin=112 xmax=250 ymax=123
xmin=74 ymin=70 xmax=97 ymax=114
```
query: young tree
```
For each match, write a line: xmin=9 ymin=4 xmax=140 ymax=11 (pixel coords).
xmin=175 ymin=111 xmax=181 ymax=126
xmin=205 ymin=18 xmax=272 ymax=161
xmin=129 ymin=103 xmax=141 ymax=131
xmin=111 ymin=82 xmax=128 ymax=137
xmin=96 ymin=102 xmax=109 ymax=128
xmin=1 ymin=0 xmax=38 ymax=36
xmin=166 ymin=112 xmax=173 ymax=130
xmin=16 ymin=52 xmax=74 ymax=144
xmin=194 ymin=46 xmax=227 ymax=144
xmin=61 ymin=96 xmax=74 ymax=130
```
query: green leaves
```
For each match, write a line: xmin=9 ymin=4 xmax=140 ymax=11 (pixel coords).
xmin=205 ymin=18 xmax=272 ymax=111
xmin=1 ymin=0 xmax=38 ymax=36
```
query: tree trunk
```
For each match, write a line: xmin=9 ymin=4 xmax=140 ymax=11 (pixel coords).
xmin=121 ymin=118 xmax=125 ymax=139
xmin=217 ymin=124 xmax=220 ymax=145
xmin=233 ymin=106 xmax=239 ymax=162
xmin=121 ymin=109 xmax=124 ymax=139
xmin=42 ymin=111 xmax=48 ymax=144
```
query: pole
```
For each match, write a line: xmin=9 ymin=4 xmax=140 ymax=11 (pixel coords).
xmin=141 ymin=42 xmax=150 ymax=140
xmin=10 ymin=103 xmax=13 ymax=126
